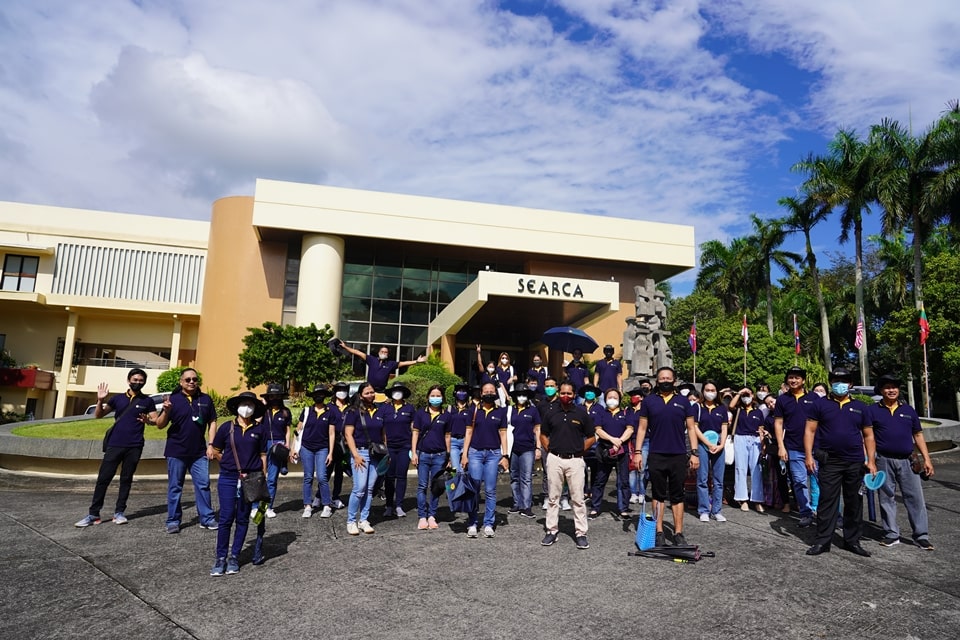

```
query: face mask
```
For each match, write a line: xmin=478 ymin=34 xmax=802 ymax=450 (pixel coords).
xmin=428 ymin=397 xmax=444 ymax=407
xmin=640 ymin=387 xmax=651 ymax=397
xmin=481 ymin=394 xmax=498 ymax=404
xmin=392 ymin=391 xmax=404 ymax=401
xmin=630 ymin=395 xmax=642 ymax=405
xmin=831 ymin=382 xmax=849 ymax=396
xmin=237 ymin=404 xmax=254 ymax=418
xmin=516 ymin=395 xmax=528 ymax=405
xmin=606 ymin=398 xmax=620 ymax=409
xmin=335 ymin=391 xmax=348 ymax=400
xmin=604 ymin=351 xmax=614 ymax=358
xmin=757 ymin=391 xmax=768 ymax=401
xmin=379 ymin=353 xmax=389 ymax=360
xmin=528 ymin=384 xmax=538 ymax=391
xmin=559 ymin=395 xmax=574 ymax=406
xmin=690 ymin=398 xmax=699 ymax=406
xmin=741 ymin=396 xmax=753 ymax=405
xmin=533 ymin=361 xmax=541 ymax=367
xmin=487 ymin=367 xmax=495 ymax=374
xmin=500 ymin=358 xmax=509 ymax=365
xmin=584 ymin=391 xmax=596 ymax=401
xmin=129 ymin=382 xmax=144 ymax=392
xmin=657 ymin=381 xmax=675 ymax=394
xmin=704 ymin=391 xmax=717 ymax=402
xmin=815 ymin=389 xmax=828 ymax=398
xmin=455 ymin=391 xmax=468 ymax=402
xmin=679 ymin=388 xmax=690 ymax=397
xmin=544 ymin=387 xmax=557 ymax=397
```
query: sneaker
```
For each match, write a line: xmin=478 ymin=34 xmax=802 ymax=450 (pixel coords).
xmin=575 ymin=535 xmax=589 ymax=549
xmin=333 ymin=499 xmax=345 ymax=509
xmin=916 ymin=538 xmax=934 ymax=550
xmin=508 ymin=506 xmax=521 ymax=514
xmin=418 ymin=518 xmax=429 ymax=530
xmin=740 ymin=502 xmax=749 ymax=512
xmin=265 ymin=508 xmax=277 ymax=519
xmin=347 ymin=522 xmax=360 ymax=536
xmin=280 ymin=466 xmax=288 ymax=476
xmin=880 ymin=536 xmax=900 ymax=547
xmin=199 ymin=521 xmax=218 ymax=530
xmin=520 ymin=508 xmax=536 ymax=519
xmin=210 ymin=557 xmax=226 ymax=577
xmin=798 ymin=515 xmax=814 ymax=528
xmin=395 ymin=506 xmax=406 ymax=518
xmin=629 ymin=494 xmax=640 ymax=504
xmin=541 ymin=499 xmax=549 ymax=510
xmin=319 ymin=506 xmax=333 ymax=518
xmin=112 ymin=512 xmax=128 ymax=525
xmin=250 ymin=507 xmax=258 ymax=520
xmin=655 ymin=532 xmax=665 ymax=547
xmin=466 ymin=525 xmax=478 ymax=538
xmin=383 ymin=507 xmax=395 ymax=519
xmin=712 ymin=513 xmax=727 ymax=522
xmin=699 ymin=513 xmax=710 ymax=522
xmin=427 ymin=516 xmax=439 ymax=529
xmin=541 ymin=531 xmax=558 ymax=546
xmin=560 ymin=498 xmax=572 ymax=511
xmin=483 ymin=526 xmax=495 ymax=538
xmin=674 ymin=533 xmax=688 ymax=546
xmin=358 ymin=520 xmax=375 ymax=534
xmin=165 ymin=523 xmax=180 ymax=534
xmin=225 ymin=556 xmax=240 ymax=575
xmin=74 ymin=515 xmax=101 ymax=528
xmin=311 ymin=497 xmax=321 ymax=508
xmin=302 ymin=505 xmax=313 ymax=518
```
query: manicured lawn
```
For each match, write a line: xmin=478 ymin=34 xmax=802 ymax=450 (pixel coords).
xmin=12 ymin=419 xmax=168 ymax=440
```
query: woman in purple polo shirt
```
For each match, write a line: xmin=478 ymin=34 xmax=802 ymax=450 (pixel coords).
xmin=209 ymin=392 xmax=267 ymax=576
xmin=296 ymin=385 xmax=334 ymax=519
xmin=412 ymin=385 xmax=452 ymax=530
xmin=461 ymin=382 xmax=509 ymax=538
xmin=729 ymin=387 xmax=766 ymax=513
xmin=322 ymin=381 xmax=352 ymax=510
xmin=695 ymin=380 xmax=730 ymax=522
xmin=507 ymin=385 xmax=541 ymax=518
xmin=591 ymin=388 xmax=634 ymax=519
xmin=343 ymin=383 xmax=387 ymax=535
xmin=381 ymin=382 xmax=415 ymax=518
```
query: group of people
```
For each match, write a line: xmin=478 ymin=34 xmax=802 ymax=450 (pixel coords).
xmin=75 ymin=345 xmax=937 ymax=575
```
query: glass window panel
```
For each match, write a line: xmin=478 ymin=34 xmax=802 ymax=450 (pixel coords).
xmin=372 ymin=276 xmax=403 ymax=299
xmin=340 ymin=321 xmax=370 ymax=343
xmin=283 ymin=283 xmax=298 ymax=308
xmin=400 ymin=279 xmax=431 ymax=301
xmin=22 ymin=256 xmax=38 ymax=275
xmin=436 ymin=281 xmax=466 ymax=303
xmin=18 ymin=275 xmax=35 ymax=293
xmin=369 ymin=324 xmax=399 ymax=345
xmin=281 ymin=310 xmax=298 ymax=327
xmin=400 ymin=326 xmax=427 ymax=345
xmin=402 ymin=264 xmax=433 ymax=281
xmin=371 ymin=299 xmax=401 ymax=324
xmin=344 ymin=262 xmax=373 ymax=275
xmin=341 ymin=297 xmax=371 ymax=322
xmin=401 ymin=301 xmax=430 ymax=325
xmin=1 ymin=275 xmax=16 ymax=290
xmin=342 ymin=274 xmax=373 ymax=298
xmin=374 ymin=258 xmax=403 ymax=277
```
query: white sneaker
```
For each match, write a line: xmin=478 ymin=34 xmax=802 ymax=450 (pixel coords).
xmin=699 ymin=513 xmax=710 ymax=522
xmin=712 ymin=513 xmax=727 ymax=522
xmin=301 ymin=505 xmax=313 ymax=518
xmin=358 ymin=520 xmax=375 ymax=534
xmin=395 ymin=506 xmax=406 ymax=518
xmin=311 ymin=497 xmax=321 ymax=508
xmin=250 ymin=507 xmax=258 ymax=520
xmin=319 ymin=506 xmax=333 ymax=518
xmin=467 ymin=525 xmax=478 ymax=538
xmin=561 ymin=498 xmax=572 ymax=511
xmin=265 ymin=508 xmax=277 ymax=519
xmin=347 ymin=522 xmax=360 ymax=535
xmin=483 ymin=526 xmax=495 ymax=538
xmin=332 ymin=499 xmax=345 ymax=509
xmin=541 ymin=499 xmax=549 ymax=510
xmin=629 ymin=494 xmax=640 ymax=504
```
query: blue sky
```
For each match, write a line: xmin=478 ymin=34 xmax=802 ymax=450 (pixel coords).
xmin=1 ymin=0 xmax=956 ymax=294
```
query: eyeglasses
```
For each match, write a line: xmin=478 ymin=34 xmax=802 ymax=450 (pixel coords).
xmin=182 ymin=377 xmax=199 ymax=383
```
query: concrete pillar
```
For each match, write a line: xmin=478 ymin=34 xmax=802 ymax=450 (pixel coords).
xmin=54 ymin=312 xmax=78 ymax=418
xmin=170 ymin=316 xmax=183 ymax=367
xmin=440 ymin=334 xmax=456 ymax=372
xmin=297 ymin=233 xmax=345 ymax=332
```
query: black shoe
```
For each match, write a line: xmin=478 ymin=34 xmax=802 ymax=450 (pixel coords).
xmin=655 ymin=532 xmax=665 ymax=547
xmin=252 ymin=538 xmax=264 ymax=565
xmin=673 ymin=533 xmax=687 ymax=546
xmin=508 ymin=507 xmax=521 ymax=514
xmin=587 ymin=511 xmax=600 ymax=520
xmin=846 ymin=542 xmax=871 ymax=557
xmin=805 ymin=543 xmax=831 ymax=556
xmin=519 ymin=508 xmax=536 ymax=519
xmin=916 ymin=538 xmax=935 ymax=551
xmin=575 ymin=535 xmax=589 ymax=550
xmin=541 ymin=531 xmax=558 ymax=546
xmin=798 ymin=516 xmax=814 ymax=528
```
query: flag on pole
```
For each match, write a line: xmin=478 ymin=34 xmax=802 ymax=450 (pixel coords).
xmin=793 ymin=314 xmax=800 ymax=355
xmin=741 ymin=314 xmax=749 ymax=349
xmin=688 ymin=321 xmax=697 ymax=354
xmin=919 ymin=304 xmax=930 ymax=345
xmin=854 ymin=310 xmax=865 ymax=350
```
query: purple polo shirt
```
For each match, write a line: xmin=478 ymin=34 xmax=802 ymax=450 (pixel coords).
xmin=734 ymin=407 xmax=766 ymax=437
xmin=163 ymin=391 xmax=216 ymax=459
xmin=104 ymin=391 xmax=154 ymax=448
xmin=807 ymin=396 xmax=871 ymax=462
xmin=509 ymin=405 xmax=541 ymax=454
xmin=364 ymin=355 xmax=398 ymax=390
xmin=344 ymin=406 xmax=385 ymax=449
xmin=451 ymin=405 xmax=475 ymax=438
xmin=526 ymin=366 xmax=548 ymax=390
xmin=773 ymin=391 xmax=819 ymax=452
xmin=869 ymin=402 xmax=921 ymax=458
xmin=262 ymin=406 xmax=292 ymax=442
xmin=594 ymin=358 xmax=622 ymax=391
xmin=697 ymin=403 xmax=729 ymax=434
xmin=470 ymin=406 xmax=507 ymax=450
xmin=639 ymin=393 xmax=694 ymax=455
xmin=564 ymin=362 xmax=590 ymax=391
xmin=596 ymin=408 xmax=630 ymax=439
xmin=299 ymin=404 xmax=335 ymax=452
xmin=212 ymin=420 xmax=267 ymax=474
xmin=493 ymin=365 xmax=514 ymax=389
xmin=381 ymin=401 xmax=415 ymax=448
xmin=413 ymin=408 xmax=451 ymax=454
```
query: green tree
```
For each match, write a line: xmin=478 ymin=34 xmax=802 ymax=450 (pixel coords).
xmin=747 ymin=213 xmax=800 ymax=336
xmin=393 ymin=351 xmax=464 ymax=408
xmin=695 ymin=236 xmax=756 ymax=313
xmin=238 ymin=322 xmax=351 ymax=393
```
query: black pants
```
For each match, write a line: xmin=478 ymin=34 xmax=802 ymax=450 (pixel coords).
xmin=89 ymin=446 xmax=143 ymax=517
xmin=813 ymin=456 xmax=864 ymax=547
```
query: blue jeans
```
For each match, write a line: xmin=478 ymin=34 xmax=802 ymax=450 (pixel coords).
xmin=629 ymin=441 xmax=649 ymax=496
xmin=467 ymin=448 xmax=500 ymax=528
xmin=301 ymin=447 xmax=331 ymax=507
xmin=509 ymin=449 xmax=535 ymax=511
xmin=216 ymin=472 xmax=264 ymax=559
xmin=787 ymin=449 xmax=815 ymax=517
xmin=416 ymin=451 xmax=447 ymax=518
xmin=697 ymin=443 xmax=725 ymax=515
xmin=166 ymin=456 xmax=214 ymax=527
xmin=347 ymin=450 xmax=378 ymax=524
xmin=266 ymin=439 xmax=284 ymax=508
xmin=733 ymin=435 xmax=763 ymax=502
xmin=591 ymin=453 xmax=630 ymax=513
xmin=450 ymin=437 xmax=465 ymax=473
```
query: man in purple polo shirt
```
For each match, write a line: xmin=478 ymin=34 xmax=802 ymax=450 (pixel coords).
xmin=155 ymin=367 xmax=219 ymax=533
xmin=804 ymin=369 xmax=877 ymax=557
xmin=339 ymin=342 xmax=425 ymax=392
xmin=869 ymin=373 xmax=935 ymax=550
xmin=593 ymin=345 xmax=623 ymax=393
xmin=773 ymin=366 xmax=819 ymax=528
xmin=565 ymin=349 xmax=590 ymax=394
xmin=74 ymin=368 xmax=159 ymax=527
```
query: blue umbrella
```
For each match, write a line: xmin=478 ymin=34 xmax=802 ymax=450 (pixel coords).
xmin=541 ymin=326 xmax=599 ymax=354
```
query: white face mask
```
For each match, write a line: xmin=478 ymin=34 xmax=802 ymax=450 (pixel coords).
xmin=501 ymin=358 xmax=509 ymax=365
xmin=814 ymin=389 xmax=827 ymax=398
xmin=237 ymin=404 xmax=254 ymax=418
xmin=679 ymin=388 xmax=690 ymax=397
xmin=392 ymin=391 xmax=404 ymax=401
xmin=741 ymin=396 xmax=753 ymax=405
xmin=487 ymin=367 xmax=495 ymax=374
xmin=757 ymin=391 xmax=768 ymax=401
xmin=379 ymin=353 xmax=389 ymax=360
xmin=704 ymin=391 xmax=717 ymax=402
xmin=606 ymin=398 xmax=620 ymax=409
xmin=335 ymin=391 xmax=348 ymax=400
xmin=516 ymin=395 xmax=528 ymax=405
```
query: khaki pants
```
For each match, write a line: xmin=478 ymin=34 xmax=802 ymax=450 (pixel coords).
xmin=545 ymin=453 xmax=587 ymax=536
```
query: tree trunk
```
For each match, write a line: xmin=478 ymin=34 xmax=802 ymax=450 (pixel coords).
xmin=805 ymin=231 xmax=832 ymax=368
xmin=766 ymin=264 xmax=774 ymax=337
xmin=855 ymin=218 xmax=868 ymax=385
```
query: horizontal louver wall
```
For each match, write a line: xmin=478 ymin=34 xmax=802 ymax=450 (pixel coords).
xmin=52 ymin=243 xmax=205 ymax=304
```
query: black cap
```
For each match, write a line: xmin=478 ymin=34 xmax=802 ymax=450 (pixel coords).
xmin=828 ymin=368 xmax=854 ymax=382
xmin=873 ymin=373 xmax=902 ymax=396
xmin=784 ymin=366 xmax=807 ymax=381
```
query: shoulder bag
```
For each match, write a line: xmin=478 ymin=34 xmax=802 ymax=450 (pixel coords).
xmin=360 ymin=409 xmax=388 ymax=457
xmin=102 ymin=394 xmax=145 ymax=452
xmin=230 ymin=421 xmax=270 ymax=503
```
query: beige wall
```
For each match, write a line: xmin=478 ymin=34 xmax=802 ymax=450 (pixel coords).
xmin=195 ymin=197 xmax=286 ymax=395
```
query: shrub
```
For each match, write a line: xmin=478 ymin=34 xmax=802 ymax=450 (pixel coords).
xmin=205 ymin=388 xmax=230 ymax=417
xmin=156 ymin=366 xmax=203 ymax=393
xmin=394 ymin=353 xmax=464 ymax=408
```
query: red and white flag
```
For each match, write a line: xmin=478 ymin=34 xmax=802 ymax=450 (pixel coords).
xmin=741 ymin=314 xmax=749 ymax=349
xmin=854 ymin=310 xmax=865 ymax=350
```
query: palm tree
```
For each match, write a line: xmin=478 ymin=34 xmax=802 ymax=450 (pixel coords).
xmin=747 ymin=213 xmax=801 ymax=336
xmin=780 ymin=194 xmax=833 ymax=367
xmin=868 ymin=231 xmax=911 ymax=312
xmin=695 ymin=236 xmax=755 ymax=313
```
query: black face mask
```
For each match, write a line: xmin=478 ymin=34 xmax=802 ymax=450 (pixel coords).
xmin=657 ymin=381 xmax=675 ymax=394
xmin=129 ymin=382 xmax=144 ymax=392
xmin=604 ymin=351 xmax=614 ymax=358
xmin=481 ymin=394 xmax=498 ymax=404
xmin=640 ymin=387 xmax=651 ymax=397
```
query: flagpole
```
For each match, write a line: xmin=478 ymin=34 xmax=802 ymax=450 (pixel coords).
xmin=742 ymin=314 xmax=748 ymax=386
xmin=693 ymin=350 xmax=697 ymax=386
xmin=922 ymin=341 xmax=931 ymax=418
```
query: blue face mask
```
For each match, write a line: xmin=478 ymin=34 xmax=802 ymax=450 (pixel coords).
xmin=428 ymin=396 xmax=444 ymax=407
xmin=831 ymin=382 xmax=850 ymax=396
xmin=584 ymin=391 xmax=596 ymax=401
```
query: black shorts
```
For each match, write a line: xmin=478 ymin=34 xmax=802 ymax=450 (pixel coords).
xmin=647 ymin=452 xmax=688 ymax=503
